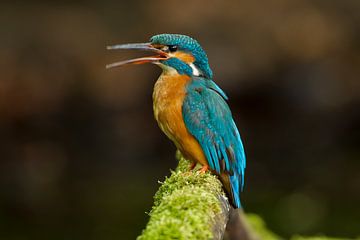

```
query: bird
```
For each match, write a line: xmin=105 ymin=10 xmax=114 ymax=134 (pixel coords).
xmin=107 ymin=34 xmax=246 ymax=208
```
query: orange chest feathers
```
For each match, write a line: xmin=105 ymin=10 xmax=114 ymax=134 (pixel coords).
xmin=152 ymin=73 xmax=190 ymax=146
xmin=152 ymin=73 xmax=208 ymax=166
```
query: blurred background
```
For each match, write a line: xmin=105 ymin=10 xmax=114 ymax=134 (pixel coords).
xmin=1 ymin=0 xmax=359 ymax=239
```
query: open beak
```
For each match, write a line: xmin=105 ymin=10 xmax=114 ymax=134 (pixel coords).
xmin=106 ymin=43 xmax=169 ymax=69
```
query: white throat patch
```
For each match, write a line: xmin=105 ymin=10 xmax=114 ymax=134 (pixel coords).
xmin=189 ymin=63 xmax=201 ymax=77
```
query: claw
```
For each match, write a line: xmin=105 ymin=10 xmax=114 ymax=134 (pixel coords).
xmin=189 ymin=162 xmax=197 ymax=171
xmin=199 ymin=165 xmax=209 ymax=173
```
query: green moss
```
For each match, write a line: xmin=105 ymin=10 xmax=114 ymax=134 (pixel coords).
xmin=291 ymin=236 xmax=358 ymax=240
xmin=137 ymin=153 xmax=226 ymax=240
xmin=246 ymin=213 xmax=283 ymax=240
xmin=175 ymin=150 xmax=192 ymax=172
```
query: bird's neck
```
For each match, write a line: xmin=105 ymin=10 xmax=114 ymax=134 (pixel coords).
xmin=158 ymin=64 xmax=182 ymax=77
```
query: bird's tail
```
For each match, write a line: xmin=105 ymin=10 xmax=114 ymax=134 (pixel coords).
xmin=219 ymin=172 xmax=241 ymax=208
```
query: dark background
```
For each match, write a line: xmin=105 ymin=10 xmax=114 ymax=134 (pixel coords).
xmin=1 ymin=0 xmax=359 ymax=239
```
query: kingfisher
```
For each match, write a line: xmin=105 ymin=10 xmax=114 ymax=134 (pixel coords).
xmin=107 ymin=34 xmax=246 ymax=208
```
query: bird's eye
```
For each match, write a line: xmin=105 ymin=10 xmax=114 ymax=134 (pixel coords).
xmin=168 ymin=45 xmax=177 ymax=52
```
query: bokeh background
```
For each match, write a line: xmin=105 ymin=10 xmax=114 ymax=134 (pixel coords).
xmin=1 ymin=0 xmax=359 ymax=239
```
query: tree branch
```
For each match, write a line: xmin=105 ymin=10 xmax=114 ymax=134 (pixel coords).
xmin=137 ymin=151 xmax=230 ymax=240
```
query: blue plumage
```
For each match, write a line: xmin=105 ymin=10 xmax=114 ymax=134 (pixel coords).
xmin=183 ymin=77 xmax=246 ymax=208
xmin=162 ymin=58 xmax=193 ymax=76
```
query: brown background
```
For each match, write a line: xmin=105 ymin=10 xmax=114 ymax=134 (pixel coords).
xmin=1 ymin=0 xmax=359 ymax=239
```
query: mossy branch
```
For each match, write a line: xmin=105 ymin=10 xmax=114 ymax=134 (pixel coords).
xmin=135 ymin=151 xmax=356 ymax=240
xmin=137 ymin=151 xmax=231 ymax=240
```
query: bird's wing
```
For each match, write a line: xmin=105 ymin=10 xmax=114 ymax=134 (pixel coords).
xmin=182 ymin=78 xmax=246 ymax=208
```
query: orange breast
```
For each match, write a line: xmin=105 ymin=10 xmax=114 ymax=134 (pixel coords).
xmin=152 ymin=73 xmax=208 ymax=166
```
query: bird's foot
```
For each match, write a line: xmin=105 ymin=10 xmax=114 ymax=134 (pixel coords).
xmin=198 ymin=165 xmax=209 ymax=174
xmin=189 ymin=162 xmax=197 ymax=171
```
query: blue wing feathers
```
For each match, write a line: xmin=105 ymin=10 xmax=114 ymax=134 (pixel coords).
xmin=207 ymin=80 xmax=228 ymax=100
xmin=182 ymin=77 xmax=246 ymax=208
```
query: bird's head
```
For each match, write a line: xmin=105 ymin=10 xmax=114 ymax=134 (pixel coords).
xmin=107 ymin=34 xmax=213 ymax=79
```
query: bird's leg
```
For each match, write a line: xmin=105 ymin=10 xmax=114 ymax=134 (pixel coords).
xmin=189 ymin=162 xmax=197 ymax=171
xmin=199 ymin=165 xmax=209 ymax=173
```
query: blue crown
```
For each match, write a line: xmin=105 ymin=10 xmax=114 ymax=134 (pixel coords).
xmin=150 ymin=34 xmax=213 ymax=79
